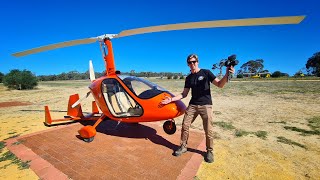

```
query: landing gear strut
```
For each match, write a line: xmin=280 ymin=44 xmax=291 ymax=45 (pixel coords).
xmin=163 ymin=120 xmax=176 ymax=135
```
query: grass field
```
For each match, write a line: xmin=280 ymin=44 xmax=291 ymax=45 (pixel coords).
xmin=1 ymin=78 xmax=320 ymax=179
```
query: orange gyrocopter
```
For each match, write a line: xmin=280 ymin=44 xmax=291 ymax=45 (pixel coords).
xmin=13 ymin=15 xmax=305 ymax=142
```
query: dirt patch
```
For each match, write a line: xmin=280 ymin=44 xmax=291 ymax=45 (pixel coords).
xmin=0 ymin=80 xmax=320 ymax=179
xmin=0 ymin=101 xmax=33 ymax=108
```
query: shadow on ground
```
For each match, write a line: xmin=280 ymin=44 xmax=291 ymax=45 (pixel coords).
xmin=79 ymin=120 xmax=204 ymax=156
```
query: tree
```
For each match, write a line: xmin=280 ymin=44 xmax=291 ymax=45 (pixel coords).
xmin=271 ymin=71 xmax=281 ymax=78
xmin=237 ymin=74 xmax=244 ymax=78
xmin=130 ymin=70 xmax=135 ymax=76
xmin=0 ymin=72 xmax=4 ymax=83
xmin=271 ymin=71 xmax=288 ymax=78
xmin=3 ymin=69 xmax=38 ymax=90
xmin=212 ymin=55 xmax=239 ymax=79
xmin=306 ymin=52 xmax=320 ymax=77
xmin=240 ymin=59 xmax=264 ymax=73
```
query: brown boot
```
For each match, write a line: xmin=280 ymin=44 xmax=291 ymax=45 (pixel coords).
xmin=173 ymin=146 xmax=187 ymax=156
xmin=205 ymin=151 xmax=214 ymax=163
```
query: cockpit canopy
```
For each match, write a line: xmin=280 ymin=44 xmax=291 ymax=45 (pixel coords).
xmin=119 ymin=75 xmax=168 ymax=99
xmin=101 ymin=75 xmax=168 ymax=118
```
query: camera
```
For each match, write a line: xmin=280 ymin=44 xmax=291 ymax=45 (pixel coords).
xmin=224 ymin=54 xmax=239 ymax=67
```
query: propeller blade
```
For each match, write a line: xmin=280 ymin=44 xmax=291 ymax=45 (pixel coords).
xmin=12 ymin=38 xmax=97 ymax=57
xmin=71 ymin=91 xmax=91 ymax=108
xmin=89 ymin=60 xmax=96 ymax=82
xmin=116 ymin=16 xmax=305 ymax=38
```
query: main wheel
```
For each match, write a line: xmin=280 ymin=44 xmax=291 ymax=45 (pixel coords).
xmin=163 ymin=120 xmax=176 ymax=135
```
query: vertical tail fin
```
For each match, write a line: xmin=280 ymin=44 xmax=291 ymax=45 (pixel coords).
xmin=68 ymin=94 xmax=84 ymax=117
xmin=92 ymin=101 xmax=99 ymax=114
xmin=44 ymin=106 xmax=52 ymax=125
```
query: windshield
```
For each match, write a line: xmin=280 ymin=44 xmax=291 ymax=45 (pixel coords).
xmin=119 ymin=75 xmax=167 ymax=99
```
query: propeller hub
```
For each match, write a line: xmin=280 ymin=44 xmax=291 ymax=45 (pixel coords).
xmin=96 ymin=34 xmax=118 ymax=41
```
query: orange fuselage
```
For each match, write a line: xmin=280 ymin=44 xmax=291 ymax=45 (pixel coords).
xmin=89 ymin=75 xmax=186 ymax=123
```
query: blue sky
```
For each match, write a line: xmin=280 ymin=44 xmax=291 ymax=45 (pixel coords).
xmin=0 ymin=0 xmax=319 ymax=76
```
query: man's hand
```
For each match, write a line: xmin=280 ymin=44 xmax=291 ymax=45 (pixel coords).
xmin=227 ymin=66 xmax=235 ymax=74
xmin=161 ymin=96 xmax=172 ymax=105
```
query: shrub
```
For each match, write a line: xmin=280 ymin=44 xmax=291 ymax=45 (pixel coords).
xmin=0 ymin=72 xmax=4 ymax=83
xmin=173 ymin=75 xmax=179 ymax=79
xmin=271 ymin=71 xmax=281 ymax=78
xmin=237 ymin=74 xmax=244 ymax=78
xmin=3 ymin=69 xmax=38 ymax=90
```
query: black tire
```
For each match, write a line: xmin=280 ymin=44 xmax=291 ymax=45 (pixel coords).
xmin=83 ymin=136 xmax=94 ymax=143
xmin=163 ymin=121 xmax=176 ymax=135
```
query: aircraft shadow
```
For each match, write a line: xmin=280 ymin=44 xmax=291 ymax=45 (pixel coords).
xmin=79 ymin=120 xmax=205 ymax=157
xmin=20 ymin=109 xmax=95 ymax=115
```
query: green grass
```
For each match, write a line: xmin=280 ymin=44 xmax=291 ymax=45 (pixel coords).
xmin=12 ymin=140 xmax=25 ymax=146
xmin=213 ymin=121 xmax=235 ymax=130
xmin=0 ymin=141 xmax=5 ymax=153
xmin=210 ymin=80 xmax=320 ymax=96
xmin=235 ymin=129 xmax=268 ymax=139
xmin=235 ymin=129 xmax=250 ymax=137
xmin=268 ymin=121 xmax=287 ymax=124
xmin=7 ymin=131 xmax=17 ymax=135
xmin=284 ymin=126 xmax=320 ymax=136
xmin=0 ymin=151 xmax=30 ymax=170
xmin=283 ymin=116 xmax=320 ymax=136
xmin=307 ymin=116 xmax=320 ymax=131
xmin=254 ymin=131 xmax=268 ymax=139
xmin=194 ymin=176 xmax=200 ymax=180
xmin=214 ymin=121 xmax=268 ymax=139
xmin=213 ymin=111 xmax=222 ymax=115
xmin=149 ymin=78 xmax=320 ymax=96
xmin=0 ymin=141 xmax=30 ymax=170
xmin=4 ymin=134 xmax=21 ymax=140
xmin=277 ymin=136 xmax=307 ymax=149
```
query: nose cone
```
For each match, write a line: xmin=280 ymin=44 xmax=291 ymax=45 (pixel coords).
xmin=164 ymin=100 xmax=186 ymax=118
xmin=175 ymin=100 xmax=187 ymax=116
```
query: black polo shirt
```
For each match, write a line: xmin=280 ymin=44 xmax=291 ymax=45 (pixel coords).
xmin=184 ymin=69 xmax=216 ymax=105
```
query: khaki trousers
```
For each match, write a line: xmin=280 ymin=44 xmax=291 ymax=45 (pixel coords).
xmin=180 ymin=104 xmax=214 ymax=151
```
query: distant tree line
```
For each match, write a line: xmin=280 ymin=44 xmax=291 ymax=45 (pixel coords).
xmin=1 ymin=51 xmax=319 ymax=90
xmin=36 ymin=71 xmax=184 ymax=81
xmin=127 ymin=71 xmax=184 ymax=78
xmin=234 ymin=51 xmax=320 ymax=78
xmin=0 ymin=72 xmax=4 ymax=83
xmin=37 ymin=71 xmax=101 ymax=81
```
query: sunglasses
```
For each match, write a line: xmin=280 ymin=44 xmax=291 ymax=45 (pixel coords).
xmin=187 ymin=61 xmax=197 ymax=64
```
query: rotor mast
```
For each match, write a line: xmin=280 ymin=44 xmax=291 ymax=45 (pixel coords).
xmin=97 ymin=34 xmax=118 ymax=76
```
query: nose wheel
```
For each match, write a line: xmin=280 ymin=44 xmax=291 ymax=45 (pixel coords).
xmin=83 ymin=136 xmax=94 ymax=142
xmin=163 ymin=120 xmax=176 ymax=135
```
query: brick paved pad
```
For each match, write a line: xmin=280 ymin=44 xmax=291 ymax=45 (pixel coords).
xmin=17 ymin=120 xmax=205 ymax=179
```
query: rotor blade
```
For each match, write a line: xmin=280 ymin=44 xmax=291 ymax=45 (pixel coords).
xmin=116 ymin=16 xmax=305 ymax=38
xmin=12 ymin=16 xmax=305 ymax=57
xmin=71 ymin=91 xmax=91 ymax=108
xmin=12 ymin=38 xmax=97 ymax=57
xmin=89 ymin=60 xmax=96 ymax=82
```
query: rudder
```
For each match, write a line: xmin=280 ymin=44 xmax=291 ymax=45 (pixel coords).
xmin=67 ymin=94 xmax=84 ymax=117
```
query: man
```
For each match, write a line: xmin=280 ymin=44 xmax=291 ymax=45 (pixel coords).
xmin=161 ymin=54 xmax=234 ymax=163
